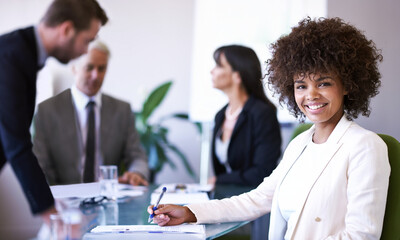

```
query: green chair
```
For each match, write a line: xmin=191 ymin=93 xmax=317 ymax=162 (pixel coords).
xmin=290 ymin=124 xmax=400 ymax=239
xmin=378 ymin=134 xmax=400 ymax=240
xmin=290 ymin=123 xmax=312 ymax=141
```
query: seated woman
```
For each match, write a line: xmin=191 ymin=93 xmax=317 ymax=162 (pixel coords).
xmin=209 ymin=45 xmax=281 ymax=187
xmin=148 ymin=17 xmax=391 ymax=239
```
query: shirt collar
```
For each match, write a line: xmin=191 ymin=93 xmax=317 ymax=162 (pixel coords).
xmin=71 ymin=84 xmax=102 ymax=110
xmin=33 ymin=25 xmax=48 ymax=68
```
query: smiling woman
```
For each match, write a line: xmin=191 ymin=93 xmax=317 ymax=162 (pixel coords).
xmin=268 ymin=17 xmax=383 ymax=123
xmin=293 ymin=73 xmax=348 ymax=143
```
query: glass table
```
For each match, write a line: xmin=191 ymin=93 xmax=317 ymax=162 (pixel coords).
xmin=78 ymin=184 xmax=250 ymax=240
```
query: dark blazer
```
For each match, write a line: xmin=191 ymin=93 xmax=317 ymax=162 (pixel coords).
xmin=212 ymin=95 xmax=282 ymax=187
xmin=33 ymin=89 xmax=149 ymax=185
xmin=0 ymin=26 xmax=54 ymax=214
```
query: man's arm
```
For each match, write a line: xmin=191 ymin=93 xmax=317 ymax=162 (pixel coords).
xmin=0 ymin=50 xmax=54 ymax=214
xmin=122 ymin=108 xmax=150 ymax=182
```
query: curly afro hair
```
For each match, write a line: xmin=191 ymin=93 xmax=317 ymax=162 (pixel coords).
xmin=267 ymin=17 xmax=383 ymax=121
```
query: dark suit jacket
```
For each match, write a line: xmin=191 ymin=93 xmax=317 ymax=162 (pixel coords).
xmin=212 ymin=95 xmax=282 ymax=187
xmin=33 ymin=89 xmax=149 ymax=185
xmin=0 ymin=26 xmax=54 ymax=214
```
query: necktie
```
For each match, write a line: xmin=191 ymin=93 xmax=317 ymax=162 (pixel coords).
xmin=83 ymin=101 xmax=95 ymax=182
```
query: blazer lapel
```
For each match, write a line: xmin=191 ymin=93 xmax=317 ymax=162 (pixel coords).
xmin=214 ymin=105 xmax=226 ymax=131
xmin=59 ymin=90 xmax=83 ymax=164
xmin=269 ymin=129 xmax=313 ymax=239
xmin=231 ymin=111 xmax=246 ymax=139
xmin=287 ymin=142 xmax=342 ymax=238
xmin=287 ymin=115 xmax=352 ymax=238
xmin=230 ymin=96 xmax=255 ymax=139
xmin=100 ymin=95 xmax=110 ymax=164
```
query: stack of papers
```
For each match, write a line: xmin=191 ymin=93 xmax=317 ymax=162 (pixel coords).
xmin=151 ymin=183 xmax=211 ymax=205
xmin=50 ymin=182 xmax=145 ymax=199
xmin=91 ymin=224 xmax=205 ymax=235
xmin=150 ymin=192 xmax=210 ymax=205
xmin=154 ymin=183 xmax=213 ymax=193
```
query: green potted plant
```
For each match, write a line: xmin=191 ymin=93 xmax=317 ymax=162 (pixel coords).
xmin=134 ymin=81 xmax=201 ymax=182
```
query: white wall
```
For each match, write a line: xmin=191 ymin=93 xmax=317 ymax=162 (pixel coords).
xmin=327 ymin=0 xmax=400 ymax=140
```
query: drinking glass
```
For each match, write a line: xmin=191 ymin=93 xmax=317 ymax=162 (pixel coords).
xmin=99 ymin=165 xmax=118 ymax=200
xmin=104 ymin=200 xmax=119 ymax=225
xmin=50 ymin=213 xmax=65 ymax=240
xmin=55 ymin=198 xmax=83 ymax=240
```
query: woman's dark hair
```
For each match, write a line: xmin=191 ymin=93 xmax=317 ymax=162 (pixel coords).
xmin=41 ymin=0 xmax=108 ymax=31
xmin=267 ymin=17 xmax=383 ymax=121
xmin=214 ymin=45 xmax=276 ymax=111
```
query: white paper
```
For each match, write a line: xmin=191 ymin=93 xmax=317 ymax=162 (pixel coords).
xmin=50 ymin=182 xmax=144 ymax=199
xmin=117 ymin=184 xmax=146 ymax=198
xmin=91 ymin=224 xmax=205 ymax=235
xmin=154 ymin=183 xmax=214 ymax=193
xmin=150 ymin=192 xmax=209 ymax=205
xmin=51 ymin=182 xmax=101 ymax=199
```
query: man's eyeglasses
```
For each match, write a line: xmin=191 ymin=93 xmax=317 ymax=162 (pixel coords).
xmin=80 ymin=196 xmax=109 ymax=207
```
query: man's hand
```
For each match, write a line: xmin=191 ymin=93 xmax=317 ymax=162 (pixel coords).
xmin=118 ymin=171 xmax=148 ymax=186
xmin=208 ymin=176 xmax=217 ymax=185
xmin=40 ymin=205 xmax=58 ymax=226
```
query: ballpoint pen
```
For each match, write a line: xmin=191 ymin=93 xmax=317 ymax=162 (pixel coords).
xmin=148 ymin=187 xmax=167 ymax=223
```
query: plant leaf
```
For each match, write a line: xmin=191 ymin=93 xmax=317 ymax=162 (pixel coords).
xmin=133 ymin=80 xmax=202 ymax=179
xmin=165 ymin=142 xmax=196 ymax=179
xmin=141 ymin=81 xmax=173 ymax=123
xmin=134 ymin=112 xmax=145 ymax=134
xmin=159 ymin=112 xmax=203 ymax=134
xmin=160 ymin=113 xmax=189 ymax=122
xmin=154 ymin=141 xmax=174 ymax=171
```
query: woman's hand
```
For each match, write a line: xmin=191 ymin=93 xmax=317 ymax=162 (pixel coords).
xmin=147 ymin=204 xmax=197 ymax=226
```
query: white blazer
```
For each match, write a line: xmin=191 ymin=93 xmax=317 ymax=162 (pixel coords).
xmin=189 ymin=116 xmax=390 ymax=239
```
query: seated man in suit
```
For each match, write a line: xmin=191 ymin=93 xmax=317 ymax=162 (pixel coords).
xmin=33 ymin=40 xmax=149 ymax=186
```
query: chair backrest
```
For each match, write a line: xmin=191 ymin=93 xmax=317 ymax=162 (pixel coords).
xmin=378 ymin=134 xmax=400 ymax=240
xmin=289 ymin=126 xmax=400 ymax=239
xmin=290 ymin=123 xmax=312 ymax=141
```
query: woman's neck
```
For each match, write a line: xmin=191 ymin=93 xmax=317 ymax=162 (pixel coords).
xmin=312 ymin=126 xmax=335 ymax=144
xmin=226 ymin=88 xmax=249 ymax=113
xmin=312 ymin=112 xmax=344 ymax=144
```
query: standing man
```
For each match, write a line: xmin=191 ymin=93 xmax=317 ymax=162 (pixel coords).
xmin=0 ymin=0 xmax=108 ymax=222
xmin=33 ymin=41 xmax=149 ymax=186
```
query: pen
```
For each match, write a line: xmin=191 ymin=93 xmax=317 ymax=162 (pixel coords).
xmin=148 ymin=187 xmax=167 ymax=223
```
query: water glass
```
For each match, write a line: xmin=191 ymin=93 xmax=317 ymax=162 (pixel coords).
xmin=50 ymin=213 xmax=65 ymax=240
xmin=104 ymin=200 xmax=119 ymax=225
xmin=62 ymin=208 xmax=82 ymax=240
xmin=99 ymin=165 xmax=118 ymax=200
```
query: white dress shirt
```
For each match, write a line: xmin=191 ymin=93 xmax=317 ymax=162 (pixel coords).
xmin=215 ymin=129 xmax=232 ymax=173
xmin=278 ymin=140 xmax=328 ymax=239
xmin=70 ymin=85 xmax=103 ymax=180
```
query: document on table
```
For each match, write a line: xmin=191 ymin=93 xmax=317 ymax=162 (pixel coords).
xmin=50 ymin=182 xmax=145 ymax=199
xmin=154 ymin=183 xmax=214 ymax=193
xmin=150 ymin=192 xmax=210 ymax=205
xmin=91 ymin=224 xmax=205 ymax=235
